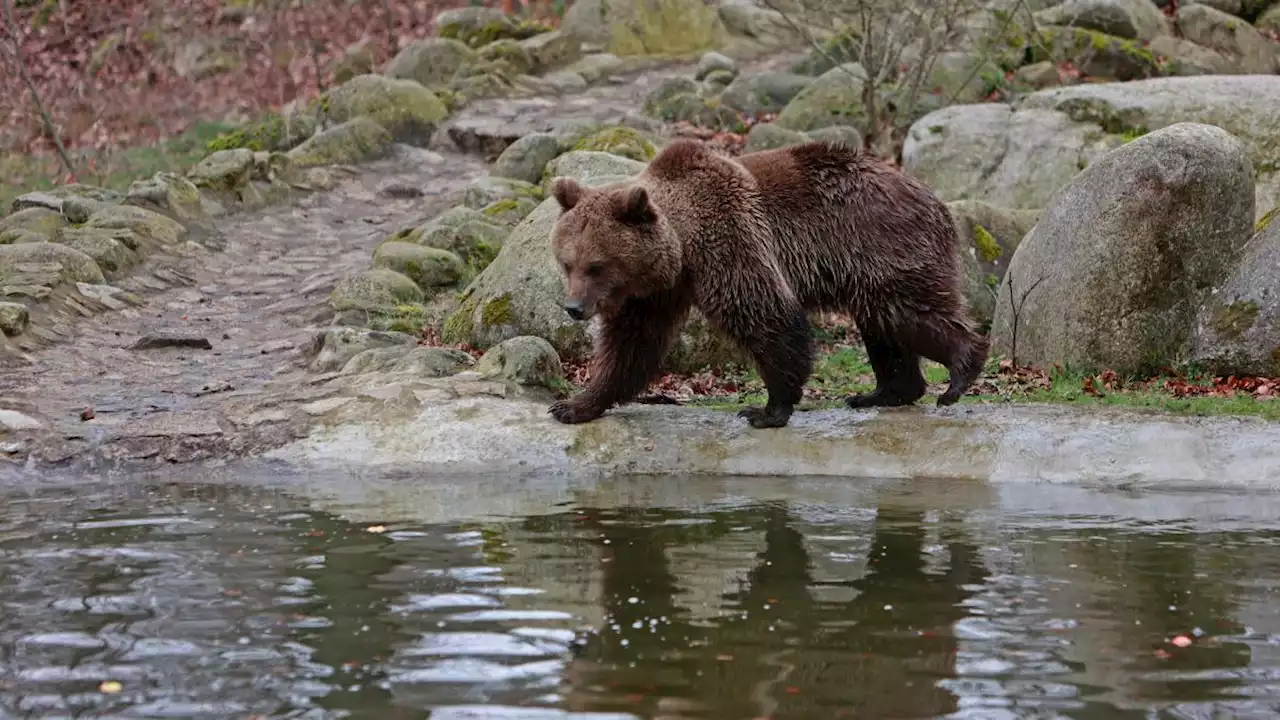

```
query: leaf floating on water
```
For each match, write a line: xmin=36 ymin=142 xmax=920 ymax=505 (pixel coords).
xmin=365 ymin=525 xmax=387 ymax=533
xmin=99 ymin=680 xmax=123 ymax=694
xmin=1171 ymin=635 xmax=1193 ymax=648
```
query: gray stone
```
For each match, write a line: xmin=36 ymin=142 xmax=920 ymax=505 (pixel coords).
xmin=388 ymin=346 xmax=476 ymax=376
xmin=903 ymin=103 xmax=1120 ymax=211
xmin=372 ymin=242 xmax=463 ymax=289
xmin=561 ymin=0 xmax=727 ymax=56
xmin=774 ymin=63 xmax=868 ymax=133
xmin=329 ymin=268 xmax=426 ymax=312
xmin=287 ymin=117 xmax=393 ymax=168
xmin=0 ymin=302 xmax=29 ymax=337
xmin=308 ymin=326 xmax=420 ymax=373
xmin=0 ymin=409 xmax=42 ymax=431
xmin=990 ymin=123 xmax=1255 ymax=375
xmin=1032 ymin=0 xmax=1170 ymax=41
xmin=383 ymin=37 xmax=476 ymax=89
xmin=743 ymin=123 xmax=808 ymax=153
xmin=1189 ymin=211 xmax=1280 ymax=376
xmin=490 ymin=133 xmax=565 ymax=184
xmin=695 ymin=51 xmax=738 ymax=81
xmin=0 ymin=242 xmax=105 ymax=287
xmin=475 ymin=335 xmax=564 ymax=387
xmin=53 ymin=227 xmax=140 ymax=279
xmin=1175 ymin=4 xmax=1275 ymax=74
xmin=520 ymin=30 xmax=580 ymax=72
xmin=323 ymin=74 xmax=449 ymax=147
xmin=947 ymin=200 xmax=1040 ymax=330
xmin=339 ymin=346 xmax=414 ymax=375
xmin=541 ymin=151 xmax=647 ymax=192
xmin=188 ymin=149 xmax=255 ymax=192
xmin=462 ymin=176 xmax=544 ymax=210
xmin=719 ymin=72 xmax=813 ymax=116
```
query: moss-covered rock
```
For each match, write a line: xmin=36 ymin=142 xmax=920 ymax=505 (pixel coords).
xmin=372 ymin=242 xmax=463 ymax=290
xmin=83 ymin=204 xmax=187 ymax=250
xmin=561 ymin=0 xmax=728 ymax=57
xmin=1032 ymin=0 xmax=1170 ymax=42
xmin=1026 ymin=26 xmax=1165 ymax=81
xmin=329 ymin=267 xmax=426 ymax=313
xmin=475 ymin=335 xmax=564 ymax=387
xmin=0 ymin=301 xmax=29 ymax=337
xmin=774 ymin=63 xmax=869 ymax=133
xmin=0 ymin=242 xmax=106 ymax=288
xmin=462 ymin=176 xmax=544 ymax=210
xmin=564 ymin=53 xmax=627 ymax=83
xmin=124 ymin=171 xmax=207 ymax=228
xmin=479 ymin=197 xmax=540 ymax=227
xmin=1175 ymin=4 xmax=1275 ymax=75
xmin=571 ymin=127 xmax=657 ymax=162
xmin=188 ymin=149 xmax=256 ymax=192
xmin=383 ymin=37 xmax=477 ymax=90
xmin=0 ymin=207 xmax=63 ymax=241
xmin=541 ymin=151 xmax=648 ymax=193
xmin=695 ymin=51 xmax=737 ymax=81
xmin=519 ymin=30 xmax=579 ymax=73
xmin=743 ymin=122 xmax=808 ymax=153
xmin=1190 ymin=203 xmax=1280 ymax=376
xmin=436 ymin=6 xmax=551 ymax=48
xmin=52 ymin=227 xmax=140 ymax=280
xmin=0 ymin=229 xmax=48 ymax=245
xmin=946 ymin=200 xmax=1040 ymax=330
xmin=643 ymin=77 xmax=701 ymax=117
xmin=323 ymin=74 xmax=448 ymax=147
xmin=719 ymin=72 xmax=813 ymax=116
xmin=206 ymin=107 xmax=318 ymax=154
xmin=287 ymin=117 xmax=393 ymax=168
xmin=379 ymin=345 xmax=473 ymax=376
xmin=477 ymin=38 xmax=534 ymax=75
xmin=331 ymin=38 xmax=375 ymax=85
xmin=490 ymin=132 xmax=563 ymax=184
xmin=308 ymin=326 xmax=419 ymax=373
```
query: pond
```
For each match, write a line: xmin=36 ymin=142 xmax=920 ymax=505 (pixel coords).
xmin=1 ymin=469 xmax=1279 ymax=719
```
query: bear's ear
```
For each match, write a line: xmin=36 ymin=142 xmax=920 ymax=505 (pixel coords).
xmin=616 ymin=186 xmax=656 ymax=225
xmin=551 ymin=177 xmax=583 ymax=211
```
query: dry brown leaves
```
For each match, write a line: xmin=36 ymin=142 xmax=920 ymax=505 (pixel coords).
xmin=1 ymin=0 xmax=564 ymax=156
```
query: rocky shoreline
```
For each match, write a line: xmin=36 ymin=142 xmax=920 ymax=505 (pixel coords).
xmin=3 ymin=0 xmax=1280 ymax=480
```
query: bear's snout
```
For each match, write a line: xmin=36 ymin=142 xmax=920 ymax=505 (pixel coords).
xmin=563 ymin=299 xmax=587 ymax=321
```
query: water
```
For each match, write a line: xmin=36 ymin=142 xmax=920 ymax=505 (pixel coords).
xmin=2 ymin=470 xmax=1280 ymax=719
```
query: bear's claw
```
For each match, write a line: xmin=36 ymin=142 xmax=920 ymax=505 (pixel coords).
xmin=548 ymin=399 xmax=602 ymax=424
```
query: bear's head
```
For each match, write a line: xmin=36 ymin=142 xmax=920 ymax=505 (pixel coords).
xmin=548 ymin=177 xmax=681 ymax=322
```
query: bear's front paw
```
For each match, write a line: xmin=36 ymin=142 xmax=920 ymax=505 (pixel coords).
xmin=738 ymin=404 xmax=792 ymax=429
xmin=549 ymin=399 xmax=603 ymax=424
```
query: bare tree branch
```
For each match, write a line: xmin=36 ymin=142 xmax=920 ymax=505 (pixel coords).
xmin=1 ymin=0 xmax=77 ymax=181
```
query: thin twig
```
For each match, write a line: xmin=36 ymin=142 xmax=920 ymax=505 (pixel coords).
xmin=1 ymin=0 xmax=77 ymax=180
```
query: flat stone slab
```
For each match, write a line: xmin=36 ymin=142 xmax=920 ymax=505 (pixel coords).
xmin=266 ymin=392 xmax=1280 ymax=489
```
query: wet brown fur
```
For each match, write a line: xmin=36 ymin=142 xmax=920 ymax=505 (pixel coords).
xmin=547 ymin=138 xmax=989 ymax=429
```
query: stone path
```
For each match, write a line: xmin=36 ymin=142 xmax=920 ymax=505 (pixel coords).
xmin=0 ymin=52 xmax=800 ymax=468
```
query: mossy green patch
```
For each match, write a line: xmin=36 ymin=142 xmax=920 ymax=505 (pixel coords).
xmin=442 ymin=296 xmax=479 ymax=344
xmin=571 ymin=126 xmax=657 ymax=162
xmin=1256 ymin=205 xmax=1278 ymax=234
xmin=1212 ymin=300 xmax=1260 ymax=340
xmin=368 ymin=303 xmax=428 ymax=334
xmin=481 ymin=293 xmax=514 ymax=327
xmin=973 ymin=224 xmax=1002 ymax=263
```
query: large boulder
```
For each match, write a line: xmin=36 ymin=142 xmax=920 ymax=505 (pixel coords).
xmin=383 ymin=38 xmax=476 ymax=89
xmin=903 ymin=103 xmax=1122 ymax=211
xmin=322 ymin=74 xmax=448 ymax=146
xmin=82 ymin=204 xmax=187 ymax=251
xmin=53 ymin=227 xmax=140 ymax=279
xmin=329 ymin=268 xmax=426 ymax=312
xmin=490 ymin=133 xmax=564 ymax=184
xmin=0 ymin=207 xmax=64 ymax=241
xmin=1175 ymin=4 xmax=1275 ymax=75
xmin=287 ymin=117 xmax=393 ymax=168
xmin=1032 ymin=0 xmax=1170 ymax=41
xmin=1018 ymin=75 xmax=1280 ymax=219
xmin=541 ymin=151 xmax=647 ymax=192
xmin=774 ymin=63 xmax=868 ymax=133
xmin=561 ymin=0 xmax=728 ymax=57
xmin=990 ymin=123 xmax=1255 ymax=375
xmin=0 ymin=242 xmax=106 ymax=291
xmin=719 ymin=73 xmax=813 ymax=116
xmin=475 ymin=335 xmax=565 ymax=388
xmin=1189 ymin=212 xmax=1280 ymax=377
xmin=372 ymin=242 xmax=463 ymax=290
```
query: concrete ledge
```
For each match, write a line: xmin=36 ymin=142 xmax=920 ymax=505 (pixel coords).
xmin=264 ymin=391 xmax=1280 ymax=489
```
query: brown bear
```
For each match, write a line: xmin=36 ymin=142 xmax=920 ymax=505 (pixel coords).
xmin=546 ymin=138 xmax=988 ymax=429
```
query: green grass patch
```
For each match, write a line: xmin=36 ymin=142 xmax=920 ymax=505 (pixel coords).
xmin=1 ymin=120 xmax=235 ymax=214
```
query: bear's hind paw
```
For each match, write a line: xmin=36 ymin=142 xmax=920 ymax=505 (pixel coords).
xmin=738 ymin=405 xmax=792 ymax=429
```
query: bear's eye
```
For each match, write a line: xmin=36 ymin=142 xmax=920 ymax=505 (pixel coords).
xmin=585 ymin=263 xmax=604 ymax=277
